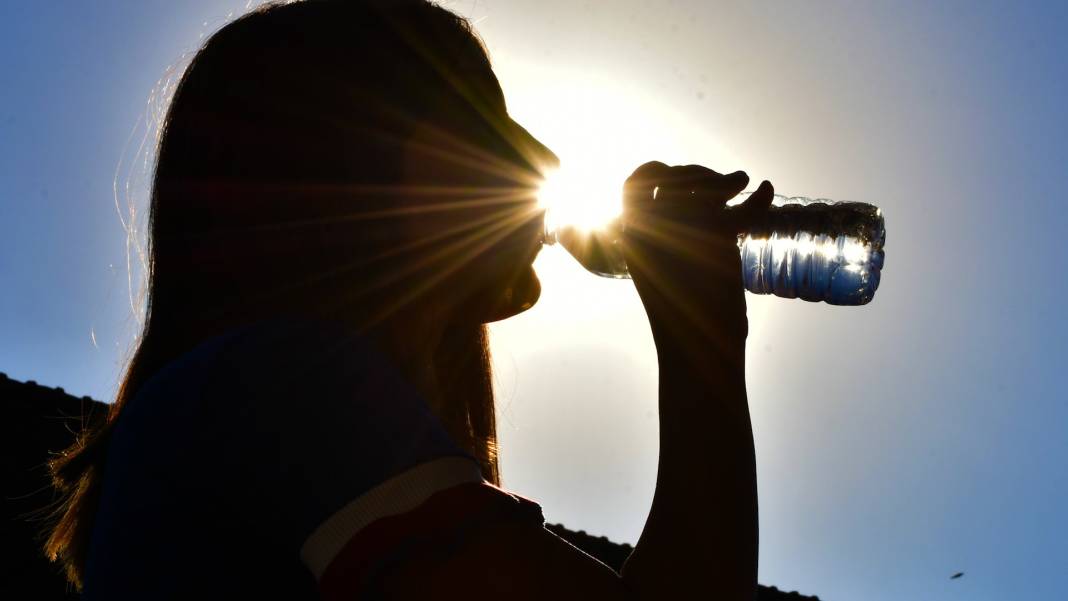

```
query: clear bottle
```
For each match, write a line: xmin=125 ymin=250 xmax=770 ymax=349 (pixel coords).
xmin=542 ymin=193 xmax=886 ymax=306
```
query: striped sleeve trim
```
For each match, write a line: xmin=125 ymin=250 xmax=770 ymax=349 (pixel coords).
xmin=299 ymin=455 xmax=483 ymax=580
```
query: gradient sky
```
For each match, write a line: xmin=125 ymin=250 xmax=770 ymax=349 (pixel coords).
xmin=3 ymin=2 xmax=1066 ymax=600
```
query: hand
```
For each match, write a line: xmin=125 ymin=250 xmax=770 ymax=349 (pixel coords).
xmin=621 ymin=162 xmax=773 ymax=356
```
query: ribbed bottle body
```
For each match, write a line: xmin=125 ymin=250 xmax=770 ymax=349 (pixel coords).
xmin=545 ymin=194 xmax=886 ymax=306
xmin=736 ymin=195 xmax=885 ymax=305
xmin=738 ymin=229 xmax=884 ymax=305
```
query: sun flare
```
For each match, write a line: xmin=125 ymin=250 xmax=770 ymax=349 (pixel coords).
xmin=501 ymin=60 xmax=735 ymax=242
xmin=498 ymin=57 xmax=741 ymax=274
xmin=537 ymin=164 xmax=622 ymax=235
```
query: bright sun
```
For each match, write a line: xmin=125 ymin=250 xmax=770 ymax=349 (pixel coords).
xmin=503 ymin=63 xmax=678 ymax=239
xmin=501 ymin=57 xmax=739 ymax=246
xmin=537 ymin=164 xmax=622 ymax=235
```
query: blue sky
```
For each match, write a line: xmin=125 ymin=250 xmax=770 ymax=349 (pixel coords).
xmin=3 ymin=2 xmax=1066 ymax=600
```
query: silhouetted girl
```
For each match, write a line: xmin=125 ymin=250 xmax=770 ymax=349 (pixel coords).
xmin=46 ymin=1 xmax=772 ymax=598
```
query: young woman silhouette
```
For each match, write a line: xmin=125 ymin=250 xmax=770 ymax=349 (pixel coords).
xmin=45 ymin=1 xmax=773 ymax=599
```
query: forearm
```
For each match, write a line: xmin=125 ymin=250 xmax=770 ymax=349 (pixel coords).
xmin=621 ymin=337 xmax=758 ymax=600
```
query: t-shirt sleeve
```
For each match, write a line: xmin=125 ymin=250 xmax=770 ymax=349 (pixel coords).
xmin=308 ymin=465 xmax=545 ymax=601
xmin=198 ymin=317 xmax=544 ymax=596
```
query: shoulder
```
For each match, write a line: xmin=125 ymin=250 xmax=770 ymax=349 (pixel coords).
xmin=308 ymin=471 xmax=630 ymax=601
xmin=357 ymin=489 xmax=629 ymax=600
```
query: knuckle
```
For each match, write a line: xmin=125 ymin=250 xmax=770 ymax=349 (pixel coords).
xmin=628 ymin=160 xmax=668 ymax=180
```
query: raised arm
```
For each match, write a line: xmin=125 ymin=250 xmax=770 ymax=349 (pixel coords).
xmin=619 ymin=162 xmax=771 ymax=600
xmin=364 ymin=163 xmax=772 ymax=601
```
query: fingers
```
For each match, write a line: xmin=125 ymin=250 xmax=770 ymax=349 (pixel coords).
xmin=721 ymin=179 xmax=774 ymax=234
xmin=648 ymin=164 xmax=747 ymax=203
xmin=623 ymin=161 xmax=670 ymax=209
xmin=740 ymin=179 xmax=774 ymax=218
xmin=625 ymin=160 xmax=756 ymax=218
xmin=626 ymin=160 xmax=671 ymax=183
xmin=623 ymin=161 xmax=777 ymax=241
xmin=671 ymin=165 xmax=748 ymax=206
xmin=626 ymin=162 xmax=748 ymax=203
xmin=722 ymin=170 xmax=750 ymax=199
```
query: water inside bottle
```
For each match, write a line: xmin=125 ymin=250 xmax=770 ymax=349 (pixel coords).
xmin=542 ymin=193 xmax=886 ymax=305
xmin=738 ymin=230 xmax=884 ymax=305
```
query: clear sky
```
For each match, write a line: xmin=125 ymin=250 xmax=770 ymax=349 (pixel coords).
xmin=3 ymin=2 xmax=1066 ymax=600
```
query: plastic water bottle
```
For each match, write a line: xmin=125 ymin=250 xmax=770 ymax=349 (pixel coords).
xmin=542 ymin=193 xmax=886 ymax=306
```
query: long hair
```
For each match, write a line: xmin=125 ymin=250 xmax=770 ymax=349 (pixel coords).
xmin=44 ymin=0 xmax=525 ymax=588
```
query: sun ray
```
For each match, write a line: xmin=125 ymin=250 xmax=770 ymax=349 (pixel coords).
xmin=173 ymin=179 xmax=542 ymax=234
xmin=622 ymin=215 xmax=741 ymax=273
xmin=234 ymin=190 xmax=543 ymax=314
xmin=363 ymin=200 xmax=542 ymax=264
xmin=373 ymin=209 xmax=542 ymax=322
